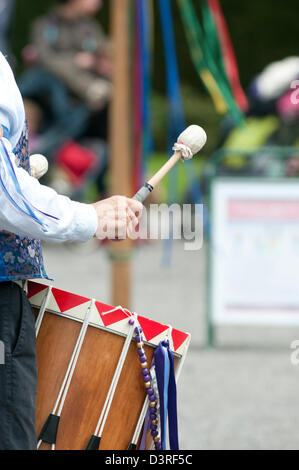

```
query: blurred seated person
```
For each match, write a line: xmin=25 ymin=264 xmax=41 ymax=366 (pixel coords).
xmin=18 ymin=0 xmax=112 ymax=159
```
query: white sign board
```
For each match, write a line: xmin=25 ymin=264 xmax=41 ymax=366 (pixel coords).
xmin=210 ymin=179 xmax=299 ymax=326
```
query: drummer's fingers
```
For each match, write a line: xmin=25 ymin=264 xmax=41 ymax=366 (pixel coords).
xmin=126 ymin=198 xmax=143 ymax=218
xmin=127 ymin=206 xmax=139 ymax=224
xmin=114 ymin=219 xmax=128 ymax=239
xmin=104 ymin=209 xmax=137 ymax=233
xmin=110 ymin=205 xmax=139 ymax=225
xmin=98 ymin=196 xmax=143 ymax=220
xmin=114 ymin=210 xmax=140 ymax=238
xmin=105 ymin=206 xmax=126 ymax=222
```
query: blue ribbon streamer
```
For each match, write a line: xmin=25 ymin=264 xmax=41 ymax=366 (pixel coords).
xmin=154 ymin=343 xmax=166 ymax=448
xmin=157 ymin=0 xmax=210 ymax=257
xmin=158 ymin=0 xmax=183 ymax=266
xmin=162 ymin=346 xmax=170 ymax=449
xmin=154 ymin=341 xmax=179 ymax=450
xmin=167 ymin=343 xmax=179 ymax=450
xmin=0 ymin=139 xmax=46 ymax=227
xmin=0 ymin=129 xmax=59 ymax=231
xmin=139 ymin=0 xmax=154 ymax=178
xmin=157 ymin=0 xmax=183 ymax=192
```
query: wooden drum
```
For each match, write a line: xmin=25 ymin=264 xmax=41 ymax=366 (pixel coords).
xmin=26 ymin=281 xmax=191 ymax=451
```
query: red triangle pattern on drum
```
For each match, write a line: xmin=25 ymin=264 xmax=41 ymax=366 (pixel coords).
xmin=171 ymin=329 xmax=189 ymax=352
xmin=52 ymin=288 xmax=90 ymax=313
xmin=137 ymin=316 xmax=169 ymax=342
xmin=27 ymin=281 xmax=48 ymax=299
xmin=95 ymin=301 xmax=131 ymax=327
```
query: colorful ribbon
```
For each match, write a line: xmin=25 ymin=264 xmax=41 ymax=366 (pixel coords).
xmin=207 ymin=0 xmax=248 ymax=112
xmin=154 ymin=340 xmax=179 ymax=450
xmin=157 ymin=0 xmax=210 ymax=249
xmin=139 ymin=342 xmax=179 ymax=451
xmin=0 ymin=126 xmax=59 ymax=231
xmin=177 ymin=0 xmax=244 ymax=125
xmin=132 ymin=1 xmax=143 ymax=193
xmin=158 ymin=0 xmax=183 ymax=204
xmin=132 ymin=0 xmax=154 ymax=194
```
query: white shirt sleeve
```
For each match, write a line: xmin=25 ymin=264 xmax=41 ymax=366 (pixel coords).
xmin=0 ymin=137 xmax=98 ymax=243
xmin=0 ymin=51 xmax=98 ymax=243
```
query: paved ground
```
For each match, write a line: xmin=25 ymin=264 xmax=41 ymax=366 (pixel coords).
xmin=42 ymin=239 xmax=299 ymax=450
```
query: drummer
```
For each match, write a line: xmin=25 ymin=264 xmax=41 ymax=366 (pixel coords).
xmin=0 ymin=51 xmax=143 ymax=450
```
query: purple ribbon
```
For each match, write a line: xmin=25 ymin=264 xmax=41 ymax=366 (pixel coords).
xmin=154 ymin=341 xmax=179 ymax=450
xmin=167 ymin=344 xmax=179 ymax=450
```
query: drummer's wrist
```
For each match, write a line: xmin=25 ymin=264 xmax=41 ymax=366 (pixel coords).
xmin=90 ymin=204 xmax=99 ymax=239
xmin=68 ymin=202 xmax=99 ymax=242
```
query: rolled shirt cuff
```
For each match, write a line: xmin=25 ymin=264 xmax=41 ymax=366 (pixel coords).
xmin=69 ymin=202 xmax=98 ymax=243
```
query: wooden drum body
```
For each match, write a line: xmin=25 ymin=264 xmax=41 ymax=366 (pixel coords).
xmin=27 ymin=281 xmax=191 ymax=451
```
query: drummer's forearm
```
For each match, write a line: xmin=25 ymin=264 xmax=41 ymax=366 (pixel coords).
xmin=0 ymin=180 xmax=98 ymax=243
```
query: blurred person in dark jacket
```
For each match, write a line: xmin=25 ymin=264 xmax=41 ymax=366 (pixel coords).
xmin=31 ymin=0 xmax=112 ymax=113
xmin=18 ymin=0 xmax=112 ymax=158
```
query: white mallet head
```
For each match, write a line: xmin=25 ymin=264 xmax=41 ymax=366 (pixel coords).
xmin=30 ymin=154 xmax=49 ymax=179
xmin=173 ymin=124 xmax=207 ymax=161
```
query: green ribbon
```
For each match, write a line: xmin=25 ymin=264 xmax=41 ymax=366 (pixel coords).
xmin=177 ymin=0 xmax=244 ymax=125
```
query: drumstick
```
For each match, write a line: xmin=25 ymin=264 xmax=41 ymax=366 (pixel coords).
xmin=133 ymin=125 xmax=207 ymax=203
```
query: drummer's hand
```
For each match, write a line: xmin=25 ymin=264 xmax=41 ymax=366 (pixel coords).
xmin=92 ymin=196 xmax=143 ymax=240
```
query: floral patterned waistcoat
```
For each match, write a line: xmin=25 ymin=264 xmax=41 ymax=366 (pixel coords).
xmin=0 ymin=123 xmax=50 ymax=282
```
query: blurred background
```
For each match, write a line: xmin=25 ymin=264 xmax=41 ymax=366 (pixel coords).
xmin=4 ymin=0 xmax=299 ymax=450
